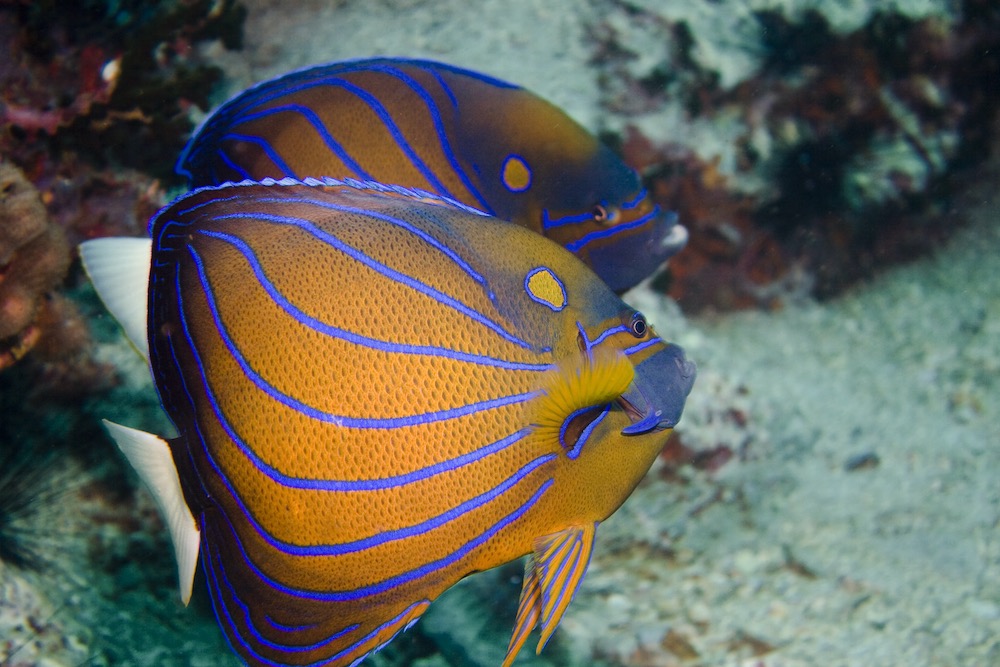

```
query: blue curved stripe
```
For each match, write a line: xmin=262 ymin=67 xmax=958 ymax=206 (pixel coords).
xmin=425 ymin=66 xmax=459 ymax=108
xmin=591 ymin=324 xmax=628 ymax=347
xmin=231 ymin=103 xmax=374 ymax=180
xmin=175 ymin=270 xmax=537 ymax=490
xmin=220 ymin=134 xmax=295 ymax=178
xmin=252 ymin=454 xmax=555 ymax=558
xmin=217 ymin=476 xmax=554 ymax=602
xmin=205 ymin=210 xmax=537 ymax=350
xmin=625 ymin=337 xmax=665 ymax=356
xmin=205 ymin=544 xmax=359 ymax=654
xmin=541 ymin=209 xmax=595 ymax=230
xmin=217 ymin=149 xmax=253 ymax=181
xmin=355 ymin=63 xmax=493 ymax=213
xmin=197 ymin=230 xmax=550 ymax=371
xmin=231 ymin=194 xmax=489 ymax=287
xmin=263 ymin=615 xmax=318 ymax=634
xmin=564 ymin=205 xmax=662 ymax=252
xmin=620 ymin=188 xmax=647 ymax=210
xmin=565 ymin=404 xmax=611 ymax=460
xmin=188 ymin=244 xmax=538 ymax=428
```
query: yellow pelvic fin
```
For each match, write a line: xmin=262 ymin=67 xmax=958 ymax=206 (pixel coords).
xmin=502 ymin=523 xmax=599 ymax=667
xmin=533 ymin=347 xmax=633 ymax=450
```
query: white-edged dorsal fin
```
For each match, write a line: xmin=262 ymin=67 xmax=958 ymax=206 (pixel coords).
xmin=79 ymin=237 xmax=152 ymax=361
xmin=102 ymin=419 xmax=200 ymax=605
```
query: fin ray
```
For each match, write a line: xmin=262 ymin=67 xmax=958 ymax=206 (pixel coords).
xmin=502 ymin=523 xmax=598 ymax=665
xmin=502 ymin=557 xmax=541 ymax=667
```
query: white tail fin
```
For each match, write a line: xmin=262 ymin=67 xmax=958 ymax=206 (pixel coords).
xmin=102 ymin=419 xmax=200 ymax=605
xmin=79 ymin=237 xmax=152 ymax=361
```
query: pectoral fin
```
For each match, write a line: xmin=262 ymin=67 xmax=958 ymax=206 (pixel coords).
xmin=502 ymin=523 xmax=598 ymax=667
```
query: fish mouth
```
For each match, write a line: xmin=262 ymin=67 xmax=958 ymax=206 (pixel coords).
xmin=616 ymin=394 xmax=644 ymax=424
xmin=618 ymin=345 xmax=696 ymax=436
xmin=616 ymin=394 xmax=666 ymax=434
xmin=617 ymin=394 xmax=669 ymax=435
xmin=659 ymin=219 xmax=689 ymax=257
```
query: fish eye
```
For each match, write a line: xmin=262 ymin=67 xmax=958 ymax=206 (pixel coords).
xmin=628 ymin=312 xmax=648 ymax=338
xmin=592 ymin=205 xmax=608 ymax=224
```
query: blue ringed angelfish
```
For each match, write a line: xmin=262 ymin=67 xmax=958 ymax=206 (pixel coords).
xmin=176 ymin=57 xmax=688 ymax=291
xmin=80 ymin=176 xmax=696 ymax=666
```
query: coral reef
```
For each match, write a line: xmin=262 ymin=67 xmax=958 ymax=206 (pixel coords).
xmin=0 ymin=161 xmax=69 ymax=369
xmin=0 ymin=159 xmax=125 ymax=398
xmin=1 ymin=0 xmax=245 ymax=180
xmin=0 ymin=0 xmax=244 ymax=391
xmin=593 ymin=0 xmax=1000 ymax=308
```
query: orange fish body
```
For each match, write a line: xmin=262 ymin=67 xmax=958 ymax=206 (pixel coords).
xmin=81 ymin=178 xmax=695 ymax=666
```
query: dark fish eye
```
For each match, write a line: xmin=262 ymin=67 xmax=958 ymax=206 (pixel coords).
xmin=592 ymin=205 xmax=608 ymax=224
xmin=629 ymin=312 xmax=647 ymax=338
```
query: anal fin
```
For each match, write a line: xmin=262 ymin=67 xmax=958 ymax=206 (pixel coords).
xmin=102 ymin=419 xmax=201 ymax=605
xmin=502 ymin=523 xmax=598 ymax=666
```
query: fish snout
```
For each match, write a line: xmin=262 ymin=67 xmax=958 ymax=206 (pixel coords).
xmin=589 ymin=208 xmax=689 ymax=292
xmin=618 ymin=343 xmax=696 ymax=435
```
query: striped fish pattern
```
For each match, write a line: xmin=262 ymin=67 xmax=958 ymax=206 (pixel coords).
xmin=81 ymin=177 xmax=695 ymax=666
xmin=176 ymin=58 xmax=688 ymax=292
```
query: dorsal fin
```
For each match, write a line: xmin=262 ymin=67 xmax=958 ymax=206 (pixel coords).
xmin=102 ymin=419 xmax=201 ymax=605
xmin=79 ymin=237 xmax=152 ymax=361
xmin=502 ymin=523 xmax=598 ymax=666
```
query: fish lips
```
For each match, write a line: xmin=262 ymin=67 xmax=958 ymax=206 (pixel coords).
xmin=617 ymin=343 xmax=696 ymax=435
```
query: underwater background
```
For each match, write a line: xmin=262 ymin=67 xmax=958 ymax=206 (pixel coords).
xmin=0 ymin=0 xmax=998 ymax=665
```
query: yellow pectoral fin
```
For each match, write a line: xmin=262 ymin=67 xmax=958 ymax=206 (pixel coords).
xmin=503 ymin=556 xmax=541 ymax=667
xmin=502 ymin=523 xmax=598 ymax=666
xmin=534 ymin=348 xmax=633 ymax=456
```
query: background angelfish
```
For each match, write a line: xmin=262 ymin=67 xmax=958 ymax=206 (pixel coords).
xmin=80 ymin=177 xmax=695 ymax=667
xmin=176 ymin=58 xmax=688 ymax=292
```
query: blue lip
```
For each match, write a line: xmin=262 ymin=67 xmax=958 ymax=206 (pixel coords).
xmin=619 ymin=344 xmax=696 ymax=435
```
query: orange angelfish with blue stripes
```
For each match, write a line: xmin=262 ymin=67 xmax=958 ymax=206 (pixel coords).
xmin=80 ymin=176 xmax=695 ymax=666
xmin=176 ymin=58 xmax=688 ymax=292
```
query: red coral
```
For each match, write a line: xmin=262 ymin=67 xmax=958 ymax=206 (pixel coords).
xmin=601 ymin=8 xmax=1000 ymax=308
xmin=623 ymin=128 xmax=800 ymax=312
xmin=0 ymin=11 xmax=119 ymax=141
